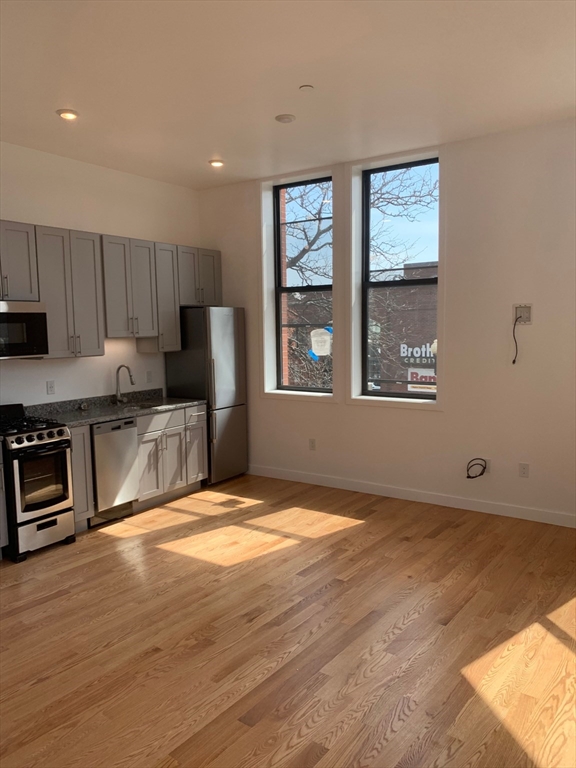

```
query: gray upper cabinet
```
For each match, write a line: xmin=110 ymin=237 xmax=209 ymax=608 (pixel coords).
xmin=0 ymin=220 xmax=39 ymax=301
xmin=137 ymin=242 xmax=180 ymax=354
xmin=102 ymin=236 xmax=158 ymax=338
xmin=36 ymin=227 xmax=104 ymax=358
xmin=102 ymin=235 xmax=133 ymax=337
xmin=197 ymin=249 xmax=222 ymax=306
xmin=36 ymin=226 xmax=75 ymax=357
xmin=70 ymin=231 xmax=105 ymax=357
xmin=177 ymin=246 xmax=199 ymax=305
xmin=177 ymin=245 xmax=222 ymax=306
xmin=130 ymin=239 xmax=158 ymax=337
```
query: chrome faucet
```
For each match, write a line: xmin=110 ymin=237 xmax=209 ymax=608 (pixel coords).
xmin=115 ymin=364 xmax=135 ymax=404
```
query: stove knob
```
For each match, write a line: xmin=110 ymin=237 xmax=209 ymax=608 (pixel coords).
xmin=47 ymin=430 xmax=56 ymax=439
xmin=57 ymin=428 xmax=66 ymax=437
xmin=37 ymin=433 xmax=46 ymax=441
xmin=15 ymin=436 xmax=25 ymax=445
xmin=26 ymin=434 xmax=35 ymax=442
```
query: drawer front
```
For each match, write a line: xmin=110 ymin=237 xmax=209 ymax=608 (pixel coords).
xmin=185 ymin=406 xmax=207 ymax=424
xmin=137 ymin=408 xmax=185 ymax=435
xmin=18 ymin=510 xmax=75 ymax=553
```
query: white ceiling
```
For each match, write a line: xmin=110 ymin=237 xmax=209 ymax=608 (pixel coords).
xmin=1 ymin=0 xmax=574 ymax=190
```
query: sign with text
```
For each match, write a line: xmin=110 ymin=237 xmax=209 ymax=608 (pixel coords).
xmin=407 ymin=367 xmax=437 ymax=393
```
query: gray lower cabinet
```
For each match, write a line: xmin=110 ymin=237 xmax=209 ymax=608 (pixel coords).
xmin=177 ymin=245 xmax=222 ymax=306
xmin=36 ymin=226 xmax=105 ymax=358
xmin=71 ymin=426 xmax=95 ymax=524
xmin=102 ymin=236 xmax=158 ymax=338
xmin=138 ymin=430 xmax=164 ymax=502
xmin=136 ymin=242 xmax=181 ymax=353
xmin=137 ymin=424 xmax=187 ymax=501
xmin=0 ymin=220 xmax=39 ymax=301
xmin=186 ymin=422 xmax=208 ymax=483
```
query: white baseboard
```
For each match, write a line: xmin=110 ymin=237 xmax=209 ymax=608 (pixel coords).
xmin=248 ymin=464 xmax=576 ymax=529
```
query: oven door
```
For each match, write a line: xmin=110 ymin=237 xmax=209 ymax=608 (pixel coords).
xmin=12 ymin=442 xmax=73 ymax=523
xmin=0 ymin=302 xmax=49 ymax=358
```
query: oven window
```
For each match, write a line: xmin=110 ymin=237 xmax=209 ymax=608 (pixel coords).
xmin=20 ymin=451 xmax=69 ymax=512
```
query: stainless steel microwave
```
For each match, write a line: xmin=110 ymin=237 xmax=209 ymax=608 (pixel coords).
xmin=0 ymin=302 xmax=49 ymax=359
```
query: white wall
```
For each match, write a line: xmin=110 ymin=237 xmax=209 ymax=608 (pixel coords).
xmin=0 ymin=142 xmax=202 ymax=405
xmin=199 ymin=119 xmax=576 ymax=527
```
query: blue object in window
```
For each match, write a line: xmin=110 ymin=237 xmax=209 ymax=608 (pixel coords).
xmin=308 ymin=350 xmax=319 ymax=361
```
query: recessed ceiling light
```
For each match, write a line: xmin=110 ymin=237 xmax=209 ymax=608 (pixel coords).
xmin=209 ymin=160 xmax=224 ymax=167
xmin=275 ymin=114 xmax=296 ymax=124
xmin=56 ymin=109 xmax=78 ymax=121
xmin=299 ymin=84 xmax=314 ymax=91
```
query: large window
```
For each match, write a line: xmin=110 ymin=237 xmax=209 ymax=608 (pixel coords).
xmin=274 ymin=177 xmax=333 ymax=392
xmin=362 ymin=159 xmax=439 ymax=399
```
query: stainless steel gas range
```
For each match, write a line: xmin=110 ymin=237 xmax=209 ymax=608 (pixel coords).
xmin=0 ymin=404 xmax=75 ymax=562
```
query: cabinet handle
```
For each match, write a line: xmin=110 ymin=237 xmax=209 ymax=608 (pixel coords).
xmin=2 ymin=275 xmax=9 ymax=298
xmin=70 ymin=335 xmax=76 ymax=355
xmin=160 ymin=332 xmax=164 ymax=350
xmin=163 ymin=431 xmax=168 ymax=450
xmin=135 ymin=316 xmax=139 ymax=335
xmin=201 ymin=287 xmax=205 ymax=304
xmin=76 ymin=335 xmax=81 ymax=356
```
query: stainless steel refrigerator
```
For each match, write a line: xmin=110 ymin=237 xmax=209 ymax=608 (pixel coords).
xmin=165 ymin=307 xmax=247 ymax=483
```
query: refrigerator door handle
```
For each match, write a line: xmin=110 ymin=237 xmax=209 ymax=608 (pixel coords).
xmin=210 ymin=358 xmax=216 ymax=408
xmin=211 ymin=412 xmax=217 ymax=443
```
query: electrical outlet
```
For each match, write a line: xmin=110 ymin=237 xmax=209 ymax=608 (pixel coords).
xmin=514 ymin=305 xmax=532 ymax=324
xmin=145 ymin=370 xmax=153 ymax=384
xmin=519 ymin=463 xmax=530 ymax=478
xmin=46 ymin=380 xmax=55 ymax=395
xmin=309 ymin=438 xmax=316 ymax=451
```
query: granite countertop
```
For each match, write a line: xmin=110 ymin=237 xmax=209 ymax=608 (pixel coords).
xmin=26 ymin=390 xmax=207 ymax=429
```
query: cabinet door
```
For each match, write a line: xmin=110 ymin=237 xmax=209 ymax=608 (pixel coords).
xmin=71 ymin=426 xmax=95 ymax=523
xmin=130 ymin=239 xmax=158 ymax=337
xmin=70 ymin=231 xmax=105 ymax=357
xmin=138 ymin=431 xmax=163 ymax=501
xmin=177 ymin=246 xmax=199 ymax=305
xmin=197 ymin=249 xmax=222 ymax=306
xmin=36 ymin=226 xmax=75 ymax=358
xmin=155 ymin=243 xmax=181 ymax=351
xmin=102 ymin=235 xmax=133 ymax=337
xmin=163 ymin=425 xmax=187 ymax=493
xmin=186 ymin=422 xmax=208 ymax=483
xmin=0 ymin=463 xmax=8 ymax=549
xmin=0 ymin=220 xmax=39 ymax=301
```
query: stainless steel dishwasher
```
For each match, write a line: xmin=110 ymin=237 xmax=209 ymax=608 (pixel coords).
xmin=92 ymin=417 xmax=139 ymax=516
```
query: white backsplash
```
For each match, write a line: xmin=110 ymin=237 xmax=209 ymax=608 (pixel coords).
xmin=0 ymin=338 xmax=165 ymax=406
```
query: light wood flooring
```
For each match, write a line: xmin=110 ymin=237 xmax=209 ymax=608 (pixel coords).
xmin=0 ymin=475 xmax=574 ymax=768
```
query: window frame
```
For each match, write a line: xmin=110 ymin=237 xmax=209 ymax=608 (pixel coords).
xmin=273 ymin=175 xmax=334 ymax=393
xmin=361 ymin=158 xmax=439 ymax=400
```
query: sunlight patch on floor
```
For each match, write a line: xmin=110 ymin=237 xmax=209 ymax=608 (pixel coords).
xmin=156 ymin=525 xmax=298 ymax=565
xmin=97 ymin=509 xmax=201 ymax=538
xmin=186 ymin=490 xmax=265 ymax=510
xmin=460 ymin=600 xmax=576 ymax=768
xmin=248 ymin=508 xmax=364 ymax=538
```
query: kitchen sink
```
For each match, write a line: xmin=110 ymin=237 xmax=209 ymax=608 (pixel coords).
xmin=119 ymin=402 xmax=157 ymax=412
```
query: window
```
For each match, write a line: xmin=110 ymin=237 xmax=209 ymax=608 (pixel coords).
xmin=274 ymin=177 xmax=333 ymax=392
xmin=362 ymin=159 xmax=439 ymax=399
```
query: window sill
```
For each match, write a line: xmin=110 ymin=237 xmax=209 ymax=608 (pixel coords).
xmin=262 ymin=389 xmax=337 ymax=404
xmin=348 ymin=395 xmax=443 ymax=412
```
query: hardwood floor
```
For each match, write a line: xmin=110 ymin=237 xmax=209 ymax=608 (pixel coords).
xmin=0 ymin=475 xmax=574 ymax=768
